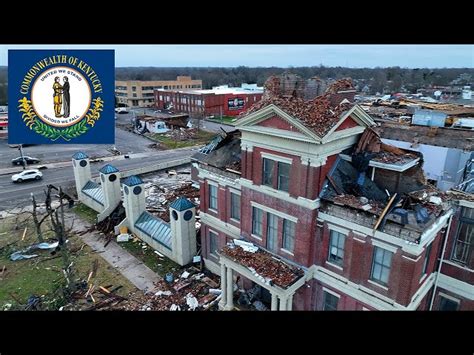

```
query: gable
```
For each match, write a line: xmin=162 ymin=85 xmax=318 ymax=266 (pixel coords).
xmin=256 ymin=115 xmax=300 ymax=133
xmin=335 ymin=115 xmax=359 ymax=132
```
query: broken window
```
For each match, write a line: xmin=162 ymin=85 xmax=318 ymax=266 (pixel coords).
xmin=262 ymin=158 xmax=274 ymax=187
xmin=230 ymin=193 xmax=240 ymax=221
xmin=277 ymin=162 xmax=290 ymax=192
xmin=439 ymin=295 xmax=459 ymax=311
xmin=370 ymin=246 xmax=393 ymax=286
xmin=283 ymin=219 xmax=296 ymax=252
xmin=328 ymin=230 xmax=346 ymax=266
xmin=323 ymin=291 xmax=339 ymax=311
xmin=421 ymin=243 xmax=432 ymax=278
xmin=252 ymin=207 xmax=263 ymax=237
xmin=452 ymin=207 xmax=473 ymax=266
xmin=209 ymin=231 xmax=218 ymax=255
xmin=209 ymin=184 xmax=218 ymax=211
xmin=266 ymin=213 xmax=278 ymax=252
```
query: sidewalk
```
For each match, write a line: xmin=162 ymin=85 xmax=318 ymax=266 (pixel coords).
xmin=66 ymin=213 xmax=161 ymax=294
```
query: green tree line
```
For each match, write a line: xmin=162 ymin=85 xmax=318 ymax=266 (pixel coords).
xmin=0 ymin=66 xmax=472 ymax=105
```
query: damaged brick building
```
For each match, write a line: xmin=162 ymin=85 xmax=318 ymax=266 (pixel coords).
xmin=191 ymin=74 xmax=472 ymax=311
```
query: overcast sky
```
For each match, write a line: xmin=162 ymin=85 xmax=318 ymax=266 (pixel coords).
xmin=0 ymin=45 xmax=472 ymax=68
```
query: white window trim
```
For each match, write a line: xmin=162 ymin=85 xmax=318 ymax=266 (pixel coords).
xmin=353 ymin=237 xmax=366 ymax=244
xmin=208 ymin=207 xmax=218 ymax=214
xmin=327 ymin=224 xmax=349 ymax=236
xmin=228 ymin=188 xmax=241 ymax=196
xmin=229 ymin=217 xmax=241 ymax=224
xmin=251 ymin=233 xmax=262 ymax=241
xmin=322 ymin=287 xmax=341 ymax=298
xmin=280 ymin=248 xmax=294 ymax=256
xmin=438 ymin=292 xmax=461 ymax=304
xmin=325 ymin=261 xmax=343 ymax=271
xmin=250 ymin=201 xmax=298 ymax=223
xmin=371 ymin=239 xmax=398 ymax=254
xmin=261 ymin=152 xmax=293 ymax=165
xmin=207 ymin=180 xmax=219 ymax=188
xmin=402 ymin=254 xmax=422 ymax=262
xmin=368 ymin=279 xmax=389 ymax=291
xmin=362 ymin=307 xmax=370 ymax=311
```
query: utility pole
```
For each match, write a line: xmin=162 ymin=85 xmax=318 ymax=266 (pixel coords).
xmin=19 ymin=144 xmax=26 ymax=170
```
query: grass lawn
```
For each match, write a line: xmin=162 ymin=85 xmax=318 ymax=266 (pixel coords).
xmin=0 ymin=214 xmax=137 ymax=310
xmin=70 ymin=203 xmax=180 ymax=278
xmin=72 ymin=202 xmax=97 ymax=224
xmin=119 ymin=238 xmax=180 ymax=277
xmin=150 ymin=130 xmax=217 ymax=149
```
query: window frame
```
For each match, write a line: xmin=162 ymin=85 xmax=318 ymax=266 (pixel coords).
xmin=277 ymin=161 xmax=290 ymax=192
xmin=323 ymin=291 xmax=339 ymax=311
xmin=262 ymin=158 xmax=274 ymax=187
xmin=438 ymin=295 xmax=460 ymax=311
xmin=208 ymin=184 xmax=218 ymax=211
xmin=266 ymin=212 xmax=279 ymax=252
xmin=209 ymin=230 xmax=218 ymax=256
xmin=451 ymin=207 xmax=473 ymax=266
xmin=328 ymin=230 xmax=346 ymax=267
xmin=282 ymin=219 xmax=296 ymax=253
xmin=370 ymin=246 xmax=393 ymax=286
xmin=252 ymin=207 xmax=263 ymax=237
xmin=230 ymin=192 xmax=241 ymax=221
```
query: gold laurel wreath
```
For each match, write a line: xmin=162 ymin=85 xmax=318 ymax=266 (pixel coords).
xmin=18 ymin=96 xmax=104 ymax=141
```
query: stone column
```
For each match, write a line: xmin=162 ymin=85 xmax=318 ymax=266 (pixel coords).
xmin=225 ymin=267 xmax=234 ymax=310
xmin=218 ymin=263 xmax=227 ymax=310
xmin=287 ymin=294 xmax=293 ymax=311
xmin=271 ymin=293 xmax=278 ymax=311
xmin=279 ymin=296 xmax=288 ymax=311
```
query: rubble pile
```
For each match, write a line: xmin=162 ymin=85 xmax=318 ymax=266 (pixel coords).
xmin=325 ymin=78 xmax=355 ymax=94
xmin=143 ymin=169 xmax=199 ymax=222
xmin=241 ymin=77 xmax=356 ymax=137
xmin=221 ymin=244 xmax=304 ymax=289
xmin=333 ymin=194 xmax=385 ymax=215
xmin=164 ymin=128 xmax=198 ymax=141
xmin=125 ymin=268 xmax=221 ymax=311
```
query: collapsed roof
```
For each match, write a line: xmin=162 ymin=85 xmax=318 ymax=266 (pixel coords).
xmin=192 ymin=130 xmax=241 ymax=173
xmin=239 ymin=74 xmax=357 ymax=137
xmin=320 ymin=128 xmax=450 ymax=242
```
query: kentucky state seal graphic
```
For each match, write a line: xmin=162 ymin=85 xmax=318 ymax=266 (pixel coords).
xmin=8 ymin=50 xmax=115 ymax=144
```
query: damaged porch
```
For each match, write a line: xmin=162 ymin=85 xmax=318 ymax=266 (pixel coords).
xmin=217 ymin=239 xmax=307 ymax=311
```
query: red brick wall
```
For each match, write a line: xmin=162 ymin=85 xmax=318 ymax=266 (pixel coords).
xmin=335 ymin=115 xmax=359 ymax=131
xmin=317 ymin=221 xmax=443 ymax=306
xmin=257 ymin=115 xmax=298 ymax=132
xmin=240 ymin=186 xmax=317 ymax=267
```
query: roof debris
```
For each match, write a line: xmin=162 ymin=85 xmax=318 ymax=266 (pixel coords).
xmin=220 ymin=240 xmax=304 ymax=289
xmin=239 ymin=75 xmax=357 ymax=137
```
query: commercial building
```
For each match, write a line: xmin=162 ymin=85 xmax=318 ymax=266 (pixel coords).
xmin=191 ymin=74 xmax=472 ymax=311
xmin=154 ymin=84 xmax=263 ymax=117
xmin=115 ymin=76 xmax=202 ymax=108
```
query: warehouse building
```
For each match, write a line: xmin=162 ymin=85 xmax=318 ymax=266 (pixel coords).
xmin=154 ymin=84 xmax=263 ymax=118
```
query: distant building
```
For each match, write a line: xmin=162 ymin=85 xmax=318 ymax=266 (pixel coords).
xmin=115 ymin=76 xmax=202 ymax=108
xmin=154 ymin=84 xmax=263 ymax=118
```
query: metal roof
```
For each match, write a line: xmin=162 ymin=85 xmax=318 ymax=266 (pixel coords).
xmin=72 ymin=151 xmax=89 ymax=160
xmin=169 ymin=197 xmax=195 ymax=211
xmin=134 ymin=212 xmax=172 ymax=250
xmin=99 ymin=164 xmax=119 ymax=174
xmin=81 ymin=180 xmax=104 ymax=206
xmin=123 ymin=175 xmax=143 ymax=186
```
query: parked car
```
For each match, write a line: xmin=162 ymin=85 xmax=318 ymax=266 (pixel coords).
xmin=115 ymin=107 xmax=129 ymax=114
xmin=11 ymin=169 xmax=43 ymax=183
xmin=11 ymin=156 xmax=40 ymax=166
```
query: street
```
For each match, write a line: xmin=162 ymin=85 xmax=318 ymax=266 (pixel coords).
xmin=0 ymin=147 xmax=196 ymax=211
xmin=0 ymin=107 xmax=232 ymax=211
